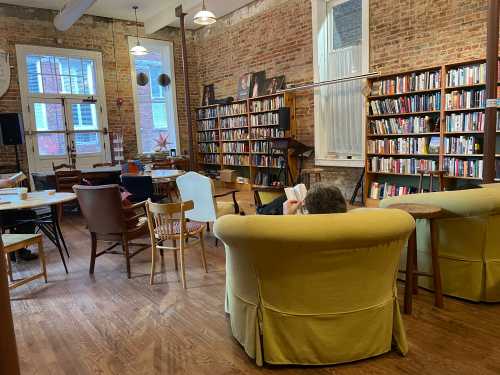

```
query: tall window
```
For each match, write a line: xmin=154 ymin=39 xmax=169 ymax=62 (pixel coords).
xmin=129 ymin=38 xmax=179 ymax=154
xmin=313 ymin=0 xmax=369 ymax=167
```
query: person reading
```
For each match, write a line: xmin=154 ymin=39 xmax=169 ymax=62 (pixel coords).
xmin=283 ymin=183 xmax=347 ymax=215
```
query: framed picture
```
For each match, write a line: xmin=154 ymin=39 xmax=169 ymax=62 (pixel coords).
xmin=201 ymin=84 xmax=215 ymax=106
xmin=264 ymin=75 xmax=286 ymax=95
xmin=250 ymin=71 xmax=266 ymax=97
xmin=236 ymin=73 xmax=252 ymax=100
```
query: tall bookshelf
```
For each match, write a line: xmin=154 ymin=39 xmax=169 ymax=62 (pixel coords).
xmin=365 ymin=58 xmax=500 ymax=206
xmin=195 ymin=92 xmax=296 ymax=187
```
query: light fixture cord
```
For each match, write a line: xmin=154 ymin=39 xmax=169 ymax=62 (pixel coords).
xmin=134 ymin=6 xmax=140 ymax=44
xmin=202 ymin=0 xmax=206 ymax=10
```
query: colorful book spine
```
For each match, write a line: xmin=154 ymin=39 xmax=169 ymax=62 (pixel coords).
xmin=445 ymin=112 xmax=484 ymax=132
xmin=444 ymin=136 xmax=482 ymax=155
xmin=444 ymin=158 xmax=483 ymax=178
xmin=445 ymin=89 xmax=486 ymax=110
xmin=446 ymin=63 xmax=486 ymax=87
xmin=369 ymin=157 xmax=438 ymax=174
xmin=370 ymin=93 xmax=441 ymax=115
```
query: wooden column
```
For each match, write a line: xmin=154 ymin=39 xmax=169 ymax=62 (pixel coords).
xmin=0 ymin=238 xmax=21 ymax=375
xmin=483 ymin=0 xmax=499 ymax=183
xmin=176 ymin=5 xmax=196 ymax=171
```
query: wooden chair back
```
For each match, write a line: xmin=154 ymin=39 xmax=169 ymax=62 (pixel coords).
xmin=55 ymin=170 xmax=83 ymax=193
xmin=152 ymin=160 xmax=175 ymax=170
xmin=52 ymin=162 xmax=75 ymax=171
xmin=146 ymin=200 xmax=194 ymax=241
xmin=92 ymin=162 xmax=115 ymax=168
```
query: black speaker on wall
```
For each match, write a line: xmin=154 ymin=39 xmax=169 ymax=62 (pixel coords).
xmin=0 ymin=113 xmax=24 ymax=146
xmin=278 ymin=107 xmax=290 ymax=130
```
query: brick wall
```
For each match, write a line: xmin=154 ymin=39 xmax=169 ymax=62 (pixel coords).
xmin=193 ymin=0 xmax=495 ymax=199
xmin=0 ymin=4 xmax=199 ymax=172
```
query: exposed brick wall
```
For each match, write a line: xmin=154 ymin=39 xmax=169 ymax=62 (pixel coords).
xmin=0 ymin=4 xmax=199 ymax=173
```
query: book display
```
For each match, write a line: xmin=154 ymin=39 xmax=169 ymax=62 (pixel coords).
xmin=365 ymin=58 xmax=500 ymax=204
xmin=195 ymin=92 xmax=296 ymax=187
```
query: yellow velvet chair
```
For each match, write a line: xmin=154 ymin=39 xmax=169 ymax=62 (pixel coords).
xmin=380 ymin=187 xmax=500 ymax=302
xmin=214 ymin=209 xmax=415 ymax=366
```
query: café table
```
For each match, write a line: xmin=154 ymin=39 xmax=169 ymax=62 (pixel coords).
xmin=0 ymin=191 xmax=76 ymax=273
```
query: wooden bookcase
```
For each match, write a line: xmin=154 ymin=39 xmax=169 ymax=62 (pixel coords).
xmin=195 ymin=92 xmax=296 ymax=188
xmin=365 ymin=58 xmax=500 ymax=206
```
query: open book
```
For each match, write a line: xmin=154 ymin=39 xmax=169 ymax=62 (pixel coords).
xmin=284 ymin=183 xmax=308 ymax=214
xmin=8 ymin=172 xmax=27 ymax=185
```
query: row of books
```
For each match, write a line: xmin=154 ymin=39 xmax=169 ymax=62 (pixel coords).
xmin=198 ymin=132 xmax=218 ymax=142
xmin=445 ymin=89 xmax=485 ymax=110
xmin=222 ymin=142 xmax=249 ymax=153
xmin=445 ymin=112 xmax=484 ymax=132
xmin=369 ymin=93 xmax=441 ymax=115
xmin=369 ymin=157 xmax=438 ymax=174
xmin=250 ymin=96 xmax=285 ymax=112
xmin=251 ymin=155 xmax=285 ymax=168
xmin=221 ymin=129 xmax=248 ymax=141
xmin=219 ymin=102 xmax=247 ymax=116
xmin=250 ymin=128 xmax=285 ymax=139
xmin=444 ymin=136 xmax=482 ymax=155
xmin=369 ymin=182 xmax=417 ymax=200
xmin=199 ymin=154 xmax=220 ymax=165
xmin=368 ymin=116 xmax=438 ymax=135
xmin=250 ymin=112 xmax=279 ymax=126
xmin=197 ymin=119 xmax=217 ymax=131
xmin=223 ymin=154 xmax=249 ymax=166
xmin=446 ymin=63 xmax=486 ymax=87
xmin=370 ymin=70 xmax=441 ymax=96
xmin=221 ymin=116 xmax=247 ymax=129
xmin=197 ymin=107 xmax=217 ymax=119
xmin=444 ymin=158 xmax=483 ymax=178
xmin=251 ymin=140 xmax=277 ymax=154
xmin=254 ymin=171 xmax=273 ymax=186
xmin=198 ymin=143 xmax=219 ymax=153
xmin=367 ymin=137 xmax=439 ymax=155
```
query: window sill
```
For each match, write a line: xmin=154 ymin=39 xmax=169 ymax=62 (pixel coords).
xmin=315 ymin=158 xmax=365 ymax=168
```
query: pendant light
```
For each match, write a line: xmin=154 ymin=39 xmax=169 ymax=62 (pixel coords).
xmin=130 ymin=6 xmax=149 ymax=56
xmin=193 ymin=0 xmax=217 ymax=26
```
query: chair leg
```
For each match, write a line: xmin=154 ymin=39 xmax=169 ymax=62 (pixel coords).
xmin=150 ymin=242 xmax=157 ymax=285
xmin=215 ymin=237 xmax=219 ymax=247
xmin=430 ymin=220 xmax=444 ymax=308
xmin=200 ymin=230 xmax=208 ymax=273
xmin=90 ymin=233 xmax=97 ymax=274
xmin=179 ymin=237 xmax=187 ymax=289
xmin=404 ymin=230 xmax=417 ymax=314
xmin=6 ymin=253 xmax=13 ymax=282
xmin=123 ymin=237 xmax=131 ymax=279
xmin=172 ymin=239 xmax=178 ymax=272
xmin=206 ymin=222 xmax=210 ymax=232
xmin=38 ymin=239 xmax=48 ymax=283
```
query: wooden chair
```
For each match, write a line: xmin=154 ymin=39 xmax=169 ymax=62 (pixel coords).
xmin=152 ymin=160 xmax=176 ymax=170
xmin=417 ymin=170 xmax=445 ymax=193
xmin=52 ymin=162 xmax=75 ymax=171
xmin=2 ymin=234 xmax=47 ymax=290
xmin=54 ymin=169 xmax=83 ymax=224
xmin=73 ymin=184 xmax=150 ymax=279
xmin=92 ymin=162 xmax=115 ymax=168
xmin=145 ymin=199 xmax=207 ymax=288
xmin=301 ymin=168 xmax=324 ymax=189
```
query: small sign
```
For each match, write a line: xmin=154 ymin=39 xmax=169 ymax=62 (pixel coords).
xmin=486 ymin=99 xmax=497 ymax=108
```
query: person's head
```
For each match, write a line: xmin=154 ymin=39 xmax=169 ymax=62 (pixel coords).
xmin=304 ymin=183 xmax=347 ymax=214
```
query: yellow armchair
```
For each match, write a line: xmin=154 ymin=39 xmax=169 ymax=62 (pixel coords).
xmin=214 ymin=210 xmax=415 ymax=366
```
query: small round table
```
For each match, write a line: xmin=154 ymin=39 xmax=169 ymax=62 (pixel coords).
xmin=388 ymin=203 xmax=444 ymax=314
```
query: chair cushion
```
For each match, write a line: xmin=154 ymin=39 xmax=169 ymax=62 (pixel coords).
xmin=154 ymin=221 xmax=204 ymax=239
xmin=216 ymin=201 xmax=235 ymax=218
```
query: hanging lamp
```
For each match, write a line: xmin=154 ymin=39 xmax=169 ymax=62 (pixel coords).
xmin=130 ymin=6 xmax=149 ymax=56
xmin=193 ymin=0 xmax=217 ymax=25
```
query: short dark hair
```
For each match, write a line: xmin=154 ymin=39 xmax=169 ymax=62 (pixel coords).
xmin=304 ymin=183 xmax=347 ymax=214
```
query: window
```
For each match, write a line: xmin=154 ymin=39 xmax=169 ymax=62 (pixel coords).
xmin=312 ymin=0 xmax=369 ymax=167
xmin=129 ymin=38 xmax=179 ymax=154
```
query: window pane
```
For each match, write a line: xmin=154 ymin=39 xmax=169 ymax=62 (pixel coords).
xmin=33 ymin=102 xmax=65 ymax=131
xmin=75 ymin=132 xmax=101 ymax=154
xmin=152 ymin=102 xmax=168 ymax=129
xmin=82 ymin=59 xmax=96 ymax=95
xmin=37 ymin=133 xmax=66 ymax=156
xmin=331 ymin=0 xmax=362 ymax=50
xmin=71 ymin=103 xmax=98 ymax=130
xmin=41 ymin=75 xmax=58 ymax=94
xmin=26 ymin=55 xmax=42 ymax=94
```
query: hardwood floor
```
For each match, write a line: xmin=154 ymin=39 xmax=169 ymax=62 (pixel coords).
xmin=7 ymin=194 xmax=500 ymax=374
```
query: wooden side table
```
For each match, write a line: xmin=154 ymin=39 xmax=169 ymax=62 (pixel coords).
xmin=417 ymin=169 xmax=446 ymax=193
xmin=388 ymin=203 xmax=444 ymax=314
xmin=301 ymin=168 xmax=324 ymax=188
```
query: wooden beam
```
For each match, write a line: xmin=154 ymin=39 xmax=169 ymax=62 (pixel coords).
xmin=0 ymin=237 xmax=21 ymax=375
xmin=483 ymin=0 xmax=499 ymax=183
xmin=176 ymin=5 xmax=196 ymax=171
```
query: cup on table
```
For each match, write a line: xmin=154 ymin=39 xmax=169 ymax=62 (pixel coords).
xmin=46 ymin=189 xmax=56 ymax=196
xmin=18 ymin=187 xmax=28 ymax=200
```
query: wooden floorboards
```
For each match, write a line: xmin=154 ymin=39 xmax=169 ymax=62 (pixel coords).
xmin=7 ymin=196 xmax=500 ymax=374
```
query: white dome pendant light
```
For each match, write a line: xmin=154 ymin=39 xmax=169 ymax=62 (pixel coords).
xmin=193 ymin=0 xmax=217 ymax=26
xmin=130 ymin=6 xmax=149 ymax=56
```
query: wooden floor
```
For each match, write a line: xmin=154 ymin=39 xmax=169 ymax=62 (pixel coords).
xmin=8 ymin=194 xmax=500 ymax=374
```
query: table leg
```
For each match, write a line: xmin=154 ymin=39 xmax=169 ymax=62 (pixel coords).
xmin=53 ymin=206 xmax=70 ymax=258
xmin=404 ymin=229 xmax=417 ymax=314
xmin=430 ymin=219 xmax=444 ymax=308
xmin=50 ymin=205 xmax=69 ymax=274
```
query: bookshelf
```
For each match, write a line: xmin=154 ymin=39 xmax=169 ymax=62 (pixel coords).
xmin=195 ymin=92 xmax=296 ymax=187
xmin=365 ymin=58 xmax=500 ymax=206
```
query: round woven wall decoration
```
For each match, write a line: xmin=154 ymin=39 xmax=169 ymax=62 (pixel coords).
xmin=136 ymin=72 xmax=149 ymax=86
xmin=158 ymin=73 xmax=171 ymax=87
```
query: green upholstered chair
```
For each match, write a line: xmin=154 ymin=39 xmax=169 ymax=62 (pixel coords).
xmin=214 ymin=209 xmax=415 ymax=366
xmin=380 ymin=187 xmax=500 ymax=302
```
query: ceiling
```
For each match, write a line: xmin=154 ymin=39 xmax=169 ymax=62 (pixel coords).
xmin=1 ymin=0 xmax=254 ymax=31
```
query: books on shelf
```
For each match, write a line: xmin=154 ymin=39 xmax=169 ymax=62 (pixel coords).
xmin=250 ymin=127 xmax=285 ymax=139
xmin=368 ymin=115 xmax=438 ymax=135
xmin=251 ymin=140 xmax=283 ymax=154
xmin=251 ymin=154 xmax=285 ymax=168
xmin=444 ymin=158 xmax=483 ymax=179
xmin=222 ymin=142 xmax=249 ymax=153
xmin=446 ymin=112 xmax=484 ymax=132
xmin=200 ymin=154 xmax=220 ymax=165
xmin=446 ymin=63 xmax=486 ymax=87
xmin=250 ymin=95 xmax=285 ymax=112
xmin=369 ymin=93 xmax=441 ymax=115
xmin=250 ymin=112 xmax=279 ymax=126
xmin=221 ymin=129 xmax=248 ymax=141
xmin=428 ymin=137 xmax=440 ymax=154
xmin=444 ymin=136 xmax=482 ymax=155
xmin=198 ymin=143 xmax=219 ymax=153
xmin=221 ymin=116 xmax=248 ymax=129
xmin=254 ymin=171 xmax=271 ymax=186
xmin=197 ymin=119 xmax=217 ymax=131
xmin=219 ymin=102 xmax=247 ymax=116
xmin=369 ymin=181 xmax=417 ymax=200
xmin=369 ymin=157 xmax=438 ymax=174
xmin=198 ymin=131 xmax=218 ymax=142
xmin=223 ymin=154 xmax=249 ymax=166
xmin=197 ymin=107 xmax=217 ymax=119
xmin=445 ymin=89 xmax=485 ymax=110
xmin=367 ymin=137 xmax=433 ymax=155
xmin=370 ymin=70 xmax=441 ymax=96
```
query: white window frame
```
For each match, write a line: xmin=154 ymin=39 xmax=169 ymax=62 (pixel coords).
xmin=128 ymin=37 xmax=180 ymax=154
xmin=312 ymin=0 xmax=369 ymax=167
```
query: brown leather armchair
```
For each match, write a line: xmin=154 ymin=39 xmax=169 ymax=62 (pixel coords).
xmin=73 ymin=184 xmax=150 ymax=279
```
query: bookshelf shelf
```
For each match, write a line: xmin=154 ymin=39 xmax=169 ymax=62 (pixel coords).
xmin=367 ymin=132 xmax=440 ymax=138
xmin=367 ymin=110 xmax=441 ymax=119
xmin=444 ymin=131 xmax=484 ymax=135
xmin=445 ymin=107 xmax=485 ymax=113
xmin=219 ymin=113 xmax=248 ymax=118
xmin=444 ymin=154 xmax=484 ymax=157
xmin=367 ymin=153 xmax=439 ymax=157
xmin=445 ymin=83 xmax=486 ymax=90
xmin=368 ymin=88 xmax=441 ymax=99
